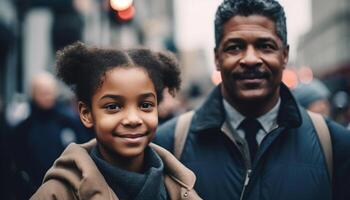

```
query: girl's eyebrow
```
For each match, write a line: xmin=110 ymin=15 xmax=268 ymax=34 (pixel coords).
xmin=99 ymin=94 xmax=124 ymax=101
xmin=139 ymin=93 xmax=156 ymax=99
xmin=99 ymin=93 xmax=156 ymax=101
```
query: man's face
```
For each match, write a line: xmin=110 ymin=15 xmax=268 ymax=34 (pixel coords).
xmin=215 ymin=15 xmax=289 ymax=105
xmin=32 ymin=75 xmax=57 ymax=110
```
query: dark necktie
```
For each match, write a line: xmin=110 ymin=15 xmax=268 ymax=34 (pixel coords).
xmin=240 ymin=118 xmax=261 ymax=162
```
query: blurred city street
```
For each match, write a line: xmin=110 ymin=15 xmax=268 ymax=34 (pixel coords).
xmin=0 ymin=0 xmax=349 ymax=199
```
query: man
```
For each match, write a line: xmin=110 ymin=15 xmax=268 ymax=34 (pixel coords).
xmin=11 ymin=72 xmax=93 ymax=199
xmin=154 ymin=0 xmax=350 ymax=200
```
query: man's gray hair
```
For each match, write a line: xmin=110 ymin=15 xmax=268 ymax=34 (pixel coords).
xmin=214 ymin=0 xmax=287 ymax=48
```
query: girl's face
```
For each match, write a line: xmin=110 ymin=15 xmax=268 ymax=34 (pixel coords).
xmin=80 ymin=67 xmax=158 ymax=164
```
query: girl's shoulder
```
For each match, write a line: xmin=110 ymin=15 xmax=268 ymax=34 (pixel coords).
xmin=30 ymin=179 xmax=76 ymax=200
xmin=32 ymin=139 xmax=118 ymax=200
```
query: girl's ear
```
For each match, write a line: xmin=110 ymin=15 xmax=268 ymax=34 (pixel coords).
xmin=78 ymin=101 xmax=93 ymax=128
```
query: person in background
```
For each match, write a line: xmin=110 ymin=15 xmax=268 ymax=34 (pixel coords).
xmin=158 ymin=89 xmax=183 ymax=125
xmin=154 ymin=0 xmax=350 ymax=199
xmin=292 ymin=79 xmax=331 ymax=117
xmin=0 ymin=95 xmax=17 ymax=200
xmin=31 ymin=42 xmax=202 ymax=200
xmin=11 ymin=71 xmax=92 ymax=199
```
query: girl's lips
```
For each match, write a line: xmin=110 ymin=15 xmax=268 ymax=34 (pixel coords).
xmin=116 ymin=133 xmax=148 ymax=145
xmin=119 ymin=133 xmax=146 ymax=138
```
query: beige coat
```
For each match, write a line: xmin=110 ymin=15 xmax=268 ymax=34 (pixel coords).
xmin=30 ymin=139 xmax=202 ymax=200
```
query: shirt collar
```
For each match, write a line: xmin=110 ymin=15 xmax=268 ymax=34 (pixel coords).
xmin=223 ymin=98 xmax=281 ymax=133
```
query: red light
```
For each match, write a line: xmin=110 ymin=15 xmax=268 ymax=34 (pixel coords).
xmin=117 ymin=5 xmax=135 ymax=21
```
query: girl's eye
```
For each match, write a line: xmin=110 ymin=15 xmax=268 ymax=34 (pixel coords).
xmin=105 ymin=104 xmax=122 ymax=111
xmin=140 ymin=102 xmax=154 ymax=111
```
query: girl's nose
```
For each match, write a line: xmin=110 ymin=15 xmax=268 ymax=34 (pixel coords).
xmin=121 ymin=109 xmax=142 ymax=127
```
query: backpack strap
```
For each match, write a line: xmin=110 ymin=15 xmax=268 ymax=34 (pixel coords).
xmin=174 ymin=111 xmax=195 ymax=159
xmin=307 ymin=111 xmax=333 ymax=182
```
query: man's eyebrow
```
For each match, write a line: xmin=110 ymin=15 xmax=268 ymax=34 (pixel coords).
xmin=256 ymin=37 xmax=279 ymax=46
xmin=223 ymin=38 xmax=245 ymax=44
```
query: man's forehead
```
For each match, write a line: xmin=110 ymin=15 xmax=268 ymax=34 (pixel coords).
xmin=221 ymin=15 xmax=281 ymax=42
xmin=224 ymin=15 xmax=277 ymax=31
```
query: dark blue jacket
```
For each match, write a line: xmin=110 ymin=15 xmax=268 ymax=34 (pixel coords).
xmin=154 ymin=84 xmax=350 ymax=200
xmin=11 ymin=103 xmax=93 ymax=198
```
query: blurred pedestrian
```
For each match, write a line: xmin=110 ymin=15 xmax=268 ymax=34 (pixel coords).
xmin=154 ymin=0 xmax=350 ymax=200
xmin=158 ymin=89 xmax=183 ymax=125
xmin=31 ymin=42 xmax=202 ymax=199
xmin=11 ymin=71 xmax=92 ymax=198
xmin=0 ymin=96 xmax=17 ymax=200
xmin=292 ymin=79 xmax=331 ymax=117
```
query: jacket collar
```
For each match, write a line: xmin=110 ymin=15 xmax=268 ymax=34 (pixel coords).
xmin=83 ymin=140 xmax=197 ymax=190
xmin=276 ymin=83 xmax=302 ymax=128
xmin=192 ymin=83 xmax=302 ymax=133
xmin=149 ymin=143 xmax=196 ymax=190
xmin=43 ymin=140 xmax=197 ymax=199
xmin=191 ymin=85 xmax=225 ymax=132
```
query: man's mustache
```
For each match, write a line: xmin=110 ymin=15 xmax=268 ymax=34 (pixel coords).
xmin=232 ymin=69 xmax=270 ymax=79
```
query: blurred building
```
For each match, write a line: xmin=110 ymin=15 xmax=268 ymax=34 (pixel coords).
xmin=297 ymin=0 xmax=350 ymax=92
xmin=0 ymin=0 xmax=17 ymax=114
xmin=1 ymin=0 xmax=179 ymax=116
xmin=2 ymin=0 xmax=219 ymax=124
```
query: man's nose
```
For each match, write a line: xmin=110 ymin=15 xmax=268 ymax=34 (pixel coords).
xmin=240 ymin=46 xmax=262 ymax=67
xmin=121 ymin=108 xmax=142 ymax=127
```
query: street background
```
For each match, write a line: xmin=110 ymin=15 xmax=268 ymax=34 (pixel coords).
xmin=0 ymin=0 xmax=350 ymax=199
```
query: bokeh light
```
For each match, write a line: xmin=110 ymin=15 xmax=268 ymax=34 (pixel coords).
xmin=282 ymin=68 xmax=298 ymax=89
xmin=298 ymin=66 xmax=314 ymax=84
xmin=110 ymin=0 xmax=133 ymax=11
xmin=211 ymin=70 xmax=222 ymax=85
xmin=117 ymin=5 xmax=135 ymax=21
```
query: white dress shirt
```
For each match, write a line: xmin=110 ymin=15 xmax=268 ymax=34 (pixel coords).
xmin=223 ymin=98 xmax=281 ymax=146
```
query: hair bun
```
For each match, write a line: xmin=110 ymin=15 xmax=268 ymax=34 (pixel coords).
xmin=156 ymin=51 xmax=181 ymax=96
xmin=56 ymin=41 xmax=91 ymax=87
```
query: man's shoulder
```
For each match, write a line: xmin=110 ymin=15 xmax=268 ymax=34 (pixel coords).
xmin=154 ymin=116 xmax=179 ymax=152
xmin=157 ymin=116 xmax=178 ymax=134
xmin=326 ymin=118 xmax=350 ymax=146
xmin=324 ymin=118 xmax=350 ymax=199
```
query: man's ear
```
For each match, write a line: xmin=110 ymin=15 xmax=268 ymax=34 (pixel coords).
xmin=214 ymin=47 xmax=221 ymax=71
xmin=282 ymin=45 xmax=289 ymax=68
xmin=78 ymin=101 xmax=93 ymax=128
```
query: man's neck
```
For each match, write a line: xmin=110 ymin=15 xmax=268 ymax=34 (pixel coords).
xmin=223 ymin=89 xmax=280 ymax=118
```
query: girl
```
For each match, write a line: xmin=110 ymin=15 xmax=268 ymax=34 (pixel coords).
xmin=31 ymin=42 xmax=201 ymax=200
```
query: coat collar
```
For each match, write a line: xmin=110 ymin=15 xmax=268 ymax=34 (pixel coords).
xmin=192 ymin=83 xmax=302 ymax=133
xmin=81 ymin=140 xmax=196 ymax=190
xmin=149 ymin=143 xmax=196 ymax=190
xmin=42 ymin=139 xmax=197 ymax=200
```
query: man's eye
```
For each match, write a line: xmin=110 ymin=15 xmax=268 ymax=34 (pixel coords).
xmin=225 ymin=44 xmax=243 ymax=52
xmin=140 ymin=102 xmax=154 ymax=111
xmin=105 ymin=104 xmax=121 ymax=111
xmin=258 ymin=43 xmax=276 ymax=51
